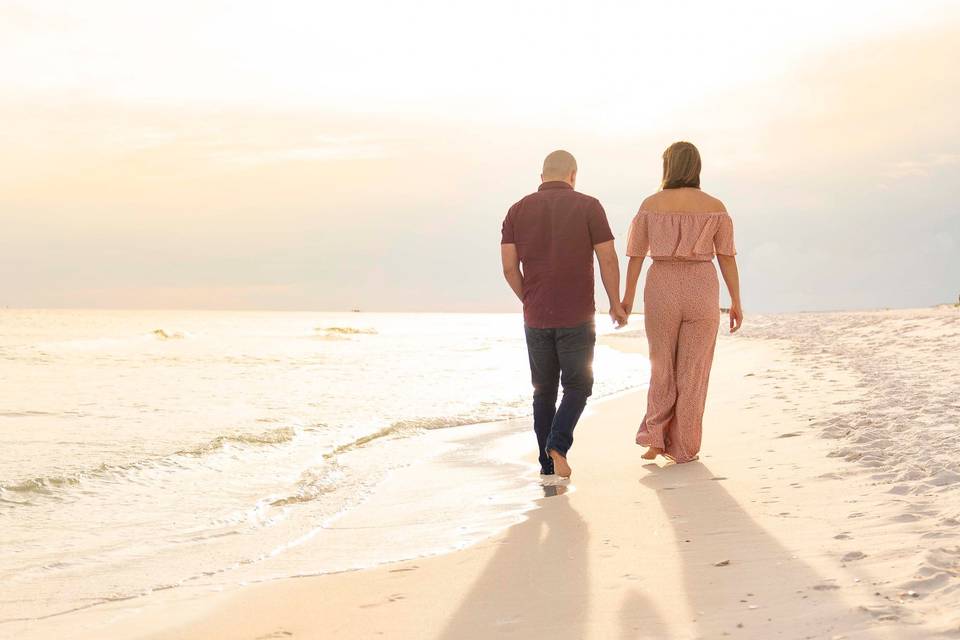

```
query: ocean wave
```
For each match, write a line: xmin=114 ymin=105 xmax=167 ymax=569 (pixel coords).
xmin=0 ymin=493 xmax=33 ymax=506
xmin=313 ymin=334 xmax=351 ymax=342
xmin=316 ymin=326 xmax=377 ymax=335
xmin=3 ymin=417 xmax=433 ymax=503
xmin=3 ymin=412 xmax=519 ymax=503
xmin=269 ymin=463 xmax=345 ymax=507
xmin=271 ymin=412 xmax=529 ymax=508
xmin=1 ymin=472 xmax=85 ymax=495
xmin=174 ymin=427 xmax=296 ymax=456
xmin=36 ymin=329 xmax=190 ymax=351
xmin=152 ymin=329 xmax=186 ymax=340
xmin=0 ymin=410 xmax=57 ymax=418
xmin=324 ymin=413 xmax=519 ymax=460
xmin=1 ymin=426 xmax=299 ymax=497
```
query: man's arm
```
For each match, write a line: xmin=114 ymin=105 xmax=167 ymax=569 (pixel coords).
xmin=594 ymin=240 xmax=627 ymax=328
xmin=501 ymin=243 xmax=523 ymax=301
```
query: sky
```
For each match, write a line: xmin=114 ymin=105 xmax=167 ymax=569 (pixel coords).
xmin=2 ymin=0 xmax=959 ymax=313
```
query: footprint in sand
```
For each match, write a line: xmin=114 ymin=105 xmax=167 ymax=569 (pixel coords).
xmin=389 ymin=565 xmax=419 ymax=573
xmin=842 ymin=551 xmax=867 ymax=562
xmin=858 ymin=604 xmax=904 ymax=622
xmin=359 ymin=593 xmax=406 ymax=608
xmin=889 ymin=513 xmax=923 ymax=523
xmin=927 ymin=470 xmax=960 ymax=487
xmin=901 ymin=571 xmax=950 ymax=594
xmin=920 ymin=531 xmax=954 ymax=540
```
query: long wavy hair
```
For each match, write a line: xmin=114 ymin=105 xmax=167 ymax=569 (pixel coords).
xmin=661 ymin=141 xmax=701 ymax=189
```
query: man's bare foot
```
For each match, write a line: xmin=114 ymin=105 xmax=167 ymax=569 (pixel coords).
xmin=548 ymin=449 xmax=572 ymax=478
xmin=640 ymin=446 xmax=663 ymax=460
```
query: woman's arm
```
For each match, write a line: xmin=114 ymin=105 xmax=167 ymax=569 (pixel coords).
xmin=716 ymin=254 xmax=742 ymax=332
xmin=621 ymin=256 xmax=645 ymax=316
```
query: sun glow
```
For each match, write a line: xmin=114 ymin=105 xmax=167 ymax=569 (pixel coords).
xmin=2 ymin=0 xmax=959 ymax=311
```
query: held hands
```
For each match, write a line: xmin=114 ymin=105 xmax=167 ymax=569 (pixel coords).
xmin=729 ymin=301 xmax=743 ymax=333
xmin=609 ymin=302 xmax=628 ymax=329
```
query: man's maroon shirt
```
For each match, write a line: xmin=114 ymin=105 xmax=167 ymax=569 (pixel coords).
xmin=501 ymin=181 xmax=614 ymax=328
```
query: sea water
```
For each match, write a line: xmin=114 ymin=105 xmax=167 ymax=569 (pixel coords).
xmin=0 ymin=310 xmax=646 ymax=633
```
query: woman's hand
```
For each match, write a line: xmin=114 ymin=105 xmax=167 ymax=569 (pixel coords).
xmin=729 ymin=301 xmax=743 ymax=333
xmin=609 ymin=303 xmax=628 ymax=328
xmin=621 ymin=298 xmax=634 ymax=317
xmin=716 ymin=255 xmax=742 ymax=333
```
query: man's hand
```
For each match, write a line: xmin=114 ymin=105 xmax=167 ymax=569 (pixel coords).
xmin=729 ymin=301 xmax=743 ymax=333
xmin=609 ymin=302 xmax=628 ymax=329
xmin=621 ymin=298 xmax=634 ymax=317
xmin=594 ymin=240 xmax=625 ymax=328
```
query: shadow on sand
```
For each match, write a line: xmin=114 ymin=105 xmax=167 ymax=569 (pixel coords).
xmin=436 ymin=489 xmax=589 ymax=639
xmin=639 ymin=461 xmax=901 ymax=639
xmin=437 ymin=484 xmax=672 ymax=640
xmin=435 ymin=461 xmax=907 ymax=639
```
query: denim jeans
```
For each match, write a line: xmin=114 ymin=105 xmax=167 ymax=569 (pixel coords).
xmin=524 ymin=320 xmax=596 ymax=474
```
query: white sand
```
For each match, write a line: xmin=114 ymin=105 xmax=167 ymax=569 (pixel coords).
xmin=26 ymin=307 xmax=960 ymax=639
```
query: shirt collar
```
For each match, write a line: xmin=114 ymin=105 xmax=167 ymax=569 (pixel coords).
xmin=538 ymin=181 xmax=573 ymax=191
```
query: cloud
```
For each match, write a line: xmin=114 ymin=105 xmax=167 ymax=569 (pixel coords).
xmin=883 ymin=153 xmax=960 ymax=179
xmin=2 ymin=10 xmax=959 ymax=312
xmin=208 ymin=135 xmax=387 ymax=167
xmin=54 ymin=284 xmax=306 ymax=310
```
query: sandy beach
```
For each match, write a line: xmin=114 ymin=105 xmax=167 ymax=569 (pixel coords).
xmin=56 ymin=305 xmax=944 ymax=640
xmin=7 ymin=4 xmax=959 ymax=638
xmin=7 ymin=307 xmax=955 ymax=640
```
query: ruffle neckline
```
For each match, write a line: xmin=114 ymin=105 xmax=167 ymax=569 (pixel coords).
xmin=638 ymin=209 xmax=728 ymax=216
xmin=637 ymin=209 xmax=734 ymax=259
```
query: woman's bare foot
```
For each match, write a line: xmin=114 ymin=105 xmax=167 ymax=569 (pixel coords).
xmin=640 ymin=446 xmax=663 ymax=460
xmin=548 ymin=449 xmax=572 ymax=478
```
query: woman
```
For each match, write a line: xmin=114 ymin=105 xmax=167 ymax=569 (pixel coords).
xmin=621 ymin=141 xmax=743 ymax=463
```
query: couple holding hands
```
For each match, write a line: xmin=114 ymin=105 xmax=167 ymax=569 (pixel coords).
xmin=500 ymin=142 xmax=742 ymax=477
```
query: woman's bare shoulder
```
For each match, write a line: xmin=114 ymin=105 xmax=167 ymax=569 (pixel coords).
xmin=697 ymin=190 xmax=727 ymax=212
xmin=640 ymin=190 xmax=726 ymax=213
xmin=639 ymin=193 xmax=663 ymax=210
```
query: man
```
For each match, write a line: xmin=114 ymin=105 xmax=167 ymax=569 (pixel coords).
xmin=501 ymin=150 xmax=627 ymax=478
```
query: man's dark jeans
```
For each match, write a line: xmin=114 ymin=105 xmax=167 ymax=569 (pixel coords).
xmin=524 ymin=320 xmax=596 ymax=474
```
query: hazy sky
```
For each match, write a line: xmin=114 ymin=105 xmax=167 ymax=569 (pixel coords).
xmin=3 ymin=1 xmax=959 ymax=312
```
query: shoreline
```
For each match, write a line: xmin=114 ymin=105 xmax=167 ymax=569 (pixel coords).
xmin=133 ymin=335 xmax=889 ymax=640
xmin=13 ymin=306 xmax=960 ymax=639
xmin=4 ymin=338 xmax=648 ymax=640
xmin=0 ymin=310 xmax=644 ymax=639
xmin=3 ymin=417 xmax=552 ymax=640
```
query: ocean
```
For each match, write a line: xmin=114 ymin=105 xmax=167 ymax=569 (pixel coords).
xmin=0 ymin=310 xmax=647 ymax=634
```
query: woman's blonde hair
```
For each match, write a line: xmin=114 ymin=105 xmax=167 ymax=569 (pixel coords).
xmin=661 ymin=141 xmax=701 ymax=189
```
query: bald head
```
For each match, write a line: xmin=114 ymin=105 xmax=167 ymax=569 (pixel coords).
xmin=541 ymin=150 xmax=577 ymax=186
